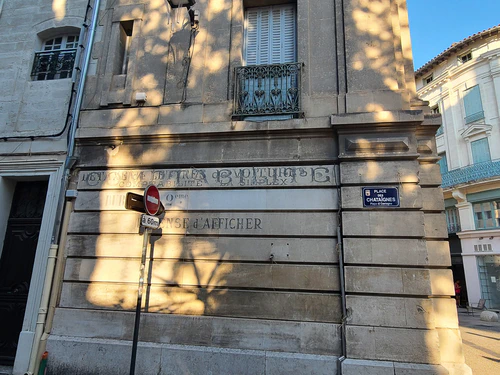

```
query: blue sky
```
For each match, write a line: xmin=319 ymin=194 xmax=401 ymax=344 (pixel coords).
xmin=407 ymin=0 xmax=500 ymax=69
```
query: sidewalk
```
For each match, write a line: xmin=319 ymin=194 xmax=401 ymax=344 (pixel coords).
xmin=457 ymin=307 xmax=500 ymax=374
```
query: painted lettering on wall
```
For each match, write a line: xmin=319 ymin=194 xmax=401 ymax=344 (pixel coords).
xmin=162 ymin=217 xmax=263 ymax=230
xmin=77 ymin=165 xmax=335 ymax=189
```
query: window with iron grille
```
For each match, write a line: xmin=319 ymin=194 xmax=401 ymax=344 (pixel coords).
xmin=31 ymin=35 xmax=79 ymax=81
xmin=233 ymin=4 xmax=301 ymax=119
xmin=445 ymin=207 xmax=461 ymax=233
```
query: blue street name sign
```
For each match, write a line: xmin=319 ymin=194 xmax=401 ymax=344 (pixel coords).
xmin=362 ymin=187 xmax=400 ymax=207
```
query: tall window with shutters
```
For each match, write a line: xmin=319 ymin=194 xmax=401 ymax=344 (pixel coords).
xmin=471 ymin=138 xmax=491 ymax=164
xmin=438 ymin=153 xmax=448 ymax=175
xmin=463 ymin=85 xmax=485 ymax=124
xmin=244 ymin=5 xmax=296 ymax=65
xmin=233 ymin=4 xmax=301 ymax=118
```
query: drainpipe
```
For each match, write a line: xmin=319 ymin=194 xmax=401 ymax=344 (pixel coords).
xmin=24 ymin=0 xmax=101 ymax=373
xmin=28 ymin=197 xmax=75 ymax=375
xmin=25 ymin=244 xmax=57 ymax=375
xmin=335 ymin=165 xmax=347 ymax=374
xmin=50 ymin=0 xmax=100 ymax=245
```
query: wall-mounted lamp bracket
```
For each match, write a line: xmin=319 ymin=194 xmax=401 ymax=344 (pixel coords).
xmin=166 ymin=0 xmax=196 ymax=8
xmin=188 ymin=9 xmax=200 ymax=27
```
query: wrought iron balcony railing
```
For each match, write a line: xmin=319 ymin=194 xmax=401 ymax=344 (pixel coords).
xmin=31 ymin=49 xmax=77 ymax=81
xmin=447 ymin=223 xmax=461 ymax=234
xmin=233 ymin=62 xmax=303 ymax=119
xmin=465 ymin=110 xmax=485 ymax=124
xmin=441 ymin=159 xmax=500 ymax=188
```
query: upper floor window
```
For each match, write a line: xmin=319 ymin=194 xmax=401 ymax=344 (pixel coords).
xmin=474 ymin=200 xmax=500 ymax=229
xmin=471 ymin=138 xmax=491 ymax=164
xmin=234 ymin=4 xmax=301 ymax=119
xmin=423 ymin=74 xmax=433 ymax=86
xmin=464 ymin=85 xmax=485 ymax=124
xmin=244 ymin=5 xmax=296 ymax=66
xmin=438 ymin=153 xmax=448 ymax=175
xmin=116 ymin=21 xmax=133 ymax=75
xmin=31 ymin=34 xmax=79 ymax=81
xmin=460 ymin=51 xmax=472 ymax=64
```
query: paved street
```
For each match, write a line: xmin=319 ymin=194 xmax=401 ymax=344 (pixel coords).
xmin=458 ymin=308 xmax=500 ymax=374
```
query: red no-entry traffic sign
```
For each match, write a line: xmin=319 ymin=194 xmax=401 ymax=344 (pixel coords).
xmin=143 ymin=185 xmax=161 ymax=216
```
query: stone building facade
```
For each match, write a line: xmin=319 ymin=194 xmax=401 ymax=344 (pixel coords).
xmin=416 ymin=25 xmax=500 ymax=311
xmin=0 ymin=1 xmax=90 ymax=374
xmin=23 ymin=0 xmax=471 ymax=374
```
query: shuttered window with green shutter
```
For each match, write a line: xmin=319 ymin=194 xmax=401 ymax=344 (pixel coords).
xmin=464 ymin=85 xmax=485 ymax=124
xmin=438 ymin=153 xmax=448 ymax=174
xmin=471 ymin=138 xmax=491 ymax=164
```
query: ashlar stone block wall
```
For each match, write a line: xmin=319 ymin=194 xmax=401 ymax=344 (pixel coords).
xmin=0 ymin=0 xmax=88 ymax=156
xmin=45 ymin=1 xmax=471 ymax=374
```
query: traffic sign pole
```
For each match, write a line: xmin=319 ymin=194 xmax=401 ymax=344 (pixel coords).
xmin=129 ymin=228 xmax=151 ymax=375
xmin=126 ymin=184 xmax=162 ymax=375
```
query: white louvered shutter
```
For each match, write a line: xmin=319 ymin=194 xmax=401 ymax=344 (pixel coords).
xmin=245 ymin=9 xmax=259 ymax=65
xmin=244 ymin=5 xmax=296 ymax=65
xmin=281 ymin=6 xmax=296 ymax=63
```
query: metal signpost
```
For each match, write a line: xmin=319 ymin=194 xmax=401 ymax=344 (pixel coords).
xmin=125 ymin=185 xmax=163 ymax=375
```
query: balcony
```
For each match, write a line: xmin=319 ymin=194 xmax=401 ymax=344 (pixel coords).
xmin=442 ymin=159 xmax=500 ymax=188
xmin=447 ymin=223 xmax=461 ymax=234
xmin=233 ymin=62 xmax=303 ymax=119
xmin=31 ymin=49 xmax=77 ymax=81
xmin=465 ymin=110 xmax=485 ymax=124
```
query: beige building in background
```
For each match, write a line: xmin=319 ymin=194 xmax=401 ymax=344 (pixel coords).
xmin=1 ymin=0 xmax=472 ymax=374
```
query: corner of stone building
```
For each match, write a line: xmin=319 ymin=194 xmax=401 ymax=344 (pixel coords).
xmin=332 ymin=106 xmax=472 ymax=375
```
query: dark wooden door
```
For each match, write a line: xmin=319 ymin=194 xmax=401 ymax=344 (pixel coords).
xmin=0 ymin=181 xmax=48 ymax=365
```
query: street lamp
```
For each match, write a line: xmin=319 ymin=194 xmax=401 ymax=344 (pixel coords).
xmin=166 ymin=0 xmax=196 ymax=8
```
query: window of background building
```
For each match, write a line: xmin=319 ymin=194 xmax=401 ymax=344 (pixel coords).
xmin=423 ymin=74 xmax=433 ymax=86
xmin=445 ymin=207 xmax=461 ymax=233
xmin=31 ymin=34 xmax=79 ymax=80
xmin=471 ymin=138 xmax=491 ymax=164
xmin=438 ymin=153 xmax=448 ymax=174
xmin=474 ymin=200 xmax=500 ymax=229
xmin=477 ymin=255 xmax=500 ymax=310
xmin=460 ymin=51 xmax=472 ymax=64
xmin=464 ymin=85 xmax=485 ymax=124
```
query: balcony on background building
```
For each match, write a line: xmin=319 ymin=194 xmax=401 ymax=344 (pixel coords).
xmin=465 ymin=110 xmax=485 ymax=124
xmin=442 ymin=159 xmax=500 ymax=188
xmin=233 ymin=62 xmax=303 ymax=119
xmin=31 ymin=49 xmax=77 ymax=81
xmin=447 ymin=223 xmax=461 ymax=234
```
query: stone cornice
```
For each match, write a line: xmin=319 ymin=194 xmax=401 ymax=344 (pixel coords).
xmin=330 ymin=110 xmax=424 ymax=130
